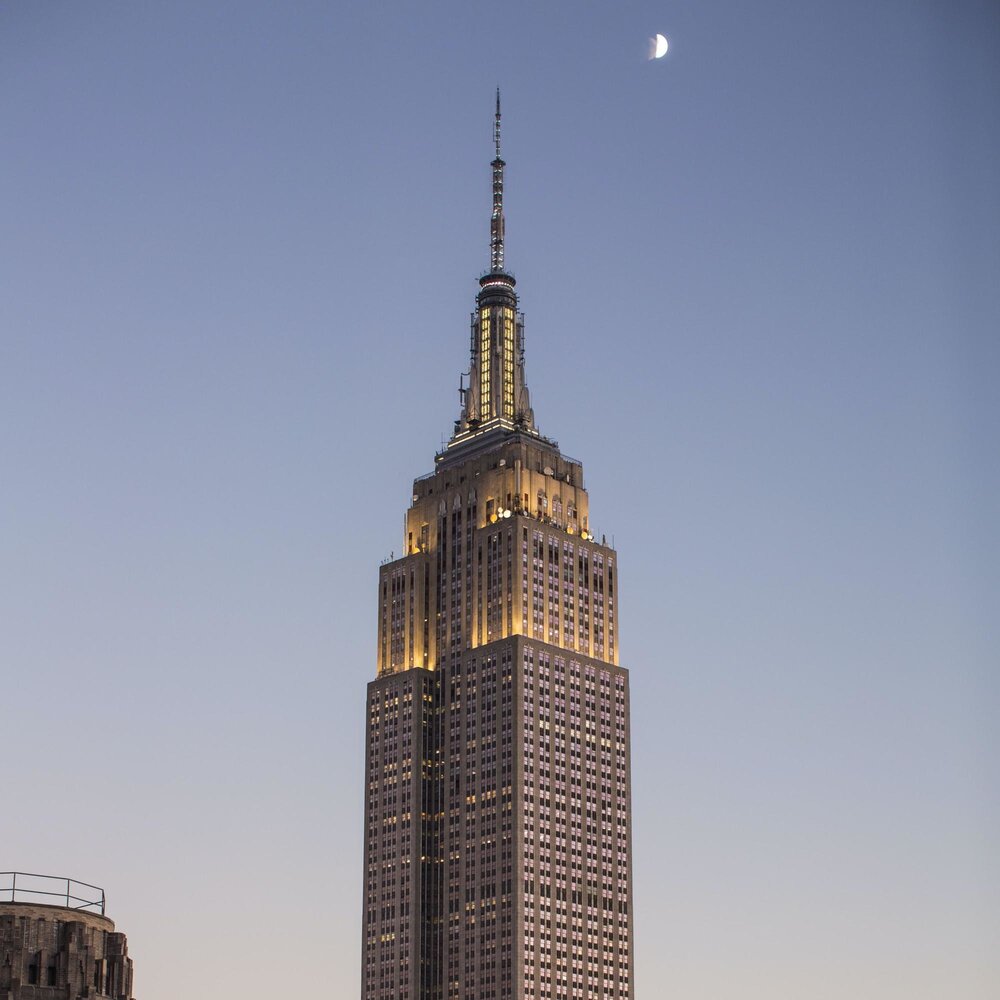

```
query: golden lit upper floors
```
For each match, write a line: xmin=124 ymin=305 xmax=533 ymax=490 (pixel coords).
xmin=376 ymin=433 xmax=618 ymax=676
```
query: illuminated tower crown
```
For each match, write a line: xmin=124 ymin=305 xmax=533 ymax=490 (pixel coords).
xmin=454 ymin=90 xmax=536 ymax=441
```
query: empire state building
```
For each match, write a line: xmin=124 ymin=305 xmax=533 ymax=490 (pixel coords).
xmin=361 ymin=95 xmax=634 ymax=1000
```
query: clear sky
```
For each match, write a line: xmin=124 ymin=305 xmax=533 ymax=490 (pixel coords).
xmin=2 ymin=2 xmax=997 ymax=998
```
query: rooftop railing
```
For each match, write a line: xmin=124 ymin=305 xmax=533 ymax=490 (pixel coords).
xmin=0 ymin=872 xmax=105 ymax=915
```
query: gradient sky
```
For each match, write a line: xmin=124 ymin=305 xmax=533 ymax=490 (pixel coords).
xmin=2 ymin=2 xmax=997 ymax=998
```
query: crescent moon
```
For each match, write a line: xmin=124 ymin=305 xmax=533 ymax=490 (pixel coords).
xmin=654 ymin=34 xmax=669 ymax=58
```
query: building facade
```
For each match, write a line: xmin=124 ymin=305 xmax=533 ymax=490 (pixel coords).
xmin=0 ymin=875 xmax=135 ymax=1000
xmin=361 ymin=96 xmax=634 ymax=1000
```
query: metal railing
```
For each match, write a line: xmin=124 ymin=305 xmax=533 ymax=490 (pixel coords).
xmin=0 ymin=872 xmax=105 ymax=914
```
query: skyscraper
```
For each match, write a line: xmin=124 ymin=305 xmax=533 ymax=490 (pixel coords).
xmin=362 ymin=94 xmax=634 ymax=1000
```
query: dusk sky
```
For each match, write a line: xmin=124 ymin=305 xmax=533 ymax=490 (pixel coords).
xmin=2 ymin=2 xmax=997 ymax=998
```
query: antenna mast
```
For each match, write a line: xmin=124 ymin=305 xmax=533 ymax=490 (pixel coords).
xmin=490 ymin=88 xmax=506 ymax=274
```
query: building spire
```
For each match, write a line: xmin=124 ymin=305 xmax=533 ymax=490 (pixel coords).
xmin=494 ymin=87 xmax=502 ymax=156
xmin=451 ymin=92 xmax=536 ymax=444
xmin=490 ymin=88 xmax=505 ymax=274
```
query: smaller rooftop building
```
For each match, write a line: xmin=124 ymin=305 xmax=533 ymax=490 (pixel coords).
xmin=0 ymin=873 xmax=135 ymax=1000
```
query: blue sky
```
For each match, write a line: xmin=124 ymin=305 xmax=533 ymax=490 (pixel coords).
xmin=2 ymin=2 xmax=997 ymax=997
